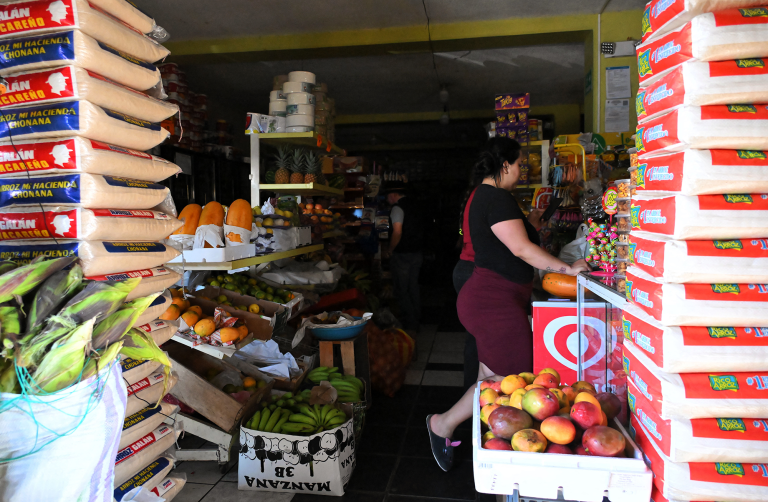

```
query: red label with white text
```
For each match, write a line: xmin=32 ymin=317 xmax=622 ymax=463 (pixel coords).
xmin=714 ymin=7 xmax=768 ymax=27
xmin=136 ymin=320 xmax=169 ymax=333
xmin=637 ymin=24 xmax=692 ymax=85
xmin=630 ymin=197 xmax=676 ymax=236
xmin=0 ymin=138 xmax=78 ymax=174
xmin=0 ymin=207 xmax=78 ymax=239
xmin=0 ymin=0 xmax=76 ymax=36
xmin=631 ymin=414 xmax=666 ymax=490
xmin=126 ymin=372 xmax=165 ymax=396
xmin=689 ymin=461 xmax=768 ymax=487
xmin=642 ymin=0 xmax=685 ymax=42
xmin=626 ymin=270 xmax=665 ymax=321
xmin=709 ymin=58 xmax=768 ymax=78
xmin=629 ymin=379 xmax=672 ymax=455
xmin=0 ymin=66 xmax=75 ymax=108
xmin=90 ymin=209 xmax=171 ymax=219
xmin=687 ymin=238 xmax=768 ymax=258
xmin=633 ymin=152 xmax=684 ymax=192
xmin=115 ymin=425 xmax=172 ymax=466
xmin=636 ymin=109 xmax=681 ymax=154
xmin=710 ymin=149 xmax=768 ymax=166
xmin=691 ymin=417 xmax=768 ymax=442
xmin=86 ymin=266 xmax=169 ymax=282
xmin=681 ymin=371 xmax=768 ymax=399
xmin=629 ymin=234 xmax=667 ymax=278
xmin=637 ymin=66 xmax=685 ymax=121
xmin=623 ymin=309 xmax=665 ymax=368
xmin=150 ymin=478 xmax=176 ymax=497
xmin=624 ymin=344 xmax=663 ymax=412
xmin=681 ymin=325 xmax=768 ymax=347
xmin=701 ymin=104 xmax=768 ymax=121
xmin=88 ymin=139 xmax=156 ymax=161
xmin=684 ymin=282 xmax=768 ymax=302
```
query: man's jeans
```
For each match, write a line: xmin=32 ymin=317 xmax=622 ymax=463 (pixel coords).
xmin=390 ymin=252 xmax=423 ymax=331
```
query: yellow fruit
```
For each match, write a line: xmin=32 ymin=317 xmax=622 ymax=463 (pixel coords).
xmin=159 ymin=304 xmax=181 ymax=321
xmin=170 ymin=288 xmax=183 ymax=299
xmin=283 ymin=210 xmax=293 ymax=218
xmin=237 ymin=325 xmax=249 ymax=340
xmin=574 ymin=392 xmax=602 ymax=410
xmin=266 ymin=229 xmax=273 ymax=234
xmin=275 ymin=209 xmax=284 ymax=216
xmin=194 ymin=318 xmax=216 ymax=337
xmin=248 ymin=304 xmax=261 ymax=314
xmin=220 ymin=327 xmax=240 ymax=343
xmin=255 ymin=220 xmax=263 ymax=227
xmin=187 ymin=305 xmax=203 ymax=317
xmin=263 ymin=218 xmax=274 ymax=226
xmin=180 ymin=311 xmax=199 ymax=327
xmin=252 ymin=206 xmax=262 ymax=215
xmin=243 ymin=377 xmax=257 ymax=388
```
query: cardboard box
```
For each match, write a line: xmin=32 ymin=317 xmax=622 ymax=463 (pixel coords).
xmin=238 ymin=413 xmax=356 ymax=495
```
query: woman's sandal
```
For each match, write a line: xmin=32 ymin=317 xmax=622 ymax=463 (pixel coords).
xmin=426 ymin=414 xmax=461 ymax=472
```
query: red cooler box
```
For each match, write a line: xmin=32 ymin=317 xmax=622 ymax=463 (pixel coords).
xmin=533 ymin=301 xmax=628 ymax=421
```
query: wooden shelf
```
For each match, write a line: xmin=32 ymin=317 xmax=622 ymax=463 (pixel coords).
xmin=247 ymin=131 xmax=345 ymax=155
xmin=260 ymin=183 xmax=343 ymax=196
xmin=178 ymin=244 xmax=324 ymax=271
xmin=330 ymin=205 xmax=364 ymax=209
xmin=322 ymin=230 xmax=345 ymax=238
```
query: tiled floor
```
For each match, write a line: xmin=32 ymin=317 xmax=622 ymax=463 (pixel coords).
xmin=171 ymin=326 xmax=487 ymax=502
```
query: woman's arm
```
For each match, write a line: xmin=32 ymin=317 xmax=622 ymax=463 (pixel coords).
xmin=491 ymin=219 xmax=590 ymax=275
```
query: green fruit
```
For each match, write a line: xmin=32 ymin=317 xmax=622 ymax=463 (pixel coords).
xmin=223 ymin=283 xmax=237 ymax=291
xmin=210 ymin=280 xmax=221 ymax=287
xmin=222 ymin=384 xmax=237 ymax=393
xmin=266 ymin=287 xmax=274 ymax=294
xmin=205 ymin=277 xmax=215 ymax=284
xmin=224 ymin=276 xmax=234 ymax=283
xmin=206 ymin=368 xmax=219 ymax=380
xmin=258 ymin=282 xmax=268 ymax=290
xmin=216 ymin=295 xmax=228 ymax=303
xmin=248 ymin=278 xmax=258 ymax=286
xmin=265 ymin=294 xmax=274 ymax=301
xmin=237 ymin=305 xmax=247 ymax=311
xmin=217 ymin=275 xmax=226 ymax=282
xmin=255 ymin=291 xmax=266 ymax=299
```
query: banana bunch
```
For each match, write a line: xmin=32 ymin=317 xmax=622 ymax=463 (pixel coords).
xmin=329 ymin=374 xmax=364 ymax=403
xmin=307 ymin=365 xmax=338 ymax=384
xmin=247 ymin=402 xmax=348 ymax=435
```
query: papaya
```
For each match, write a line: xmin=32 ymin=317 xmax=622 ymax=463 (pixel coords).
xmin=542 ymin=273 xmax=577 ymax=298
xmin=198 ymin=202 xmax=225 ymax=248
xmin=225 ymin=199 xmax=253 ymax=244
xmin=172 ymin=204 xmax=202 ymax=235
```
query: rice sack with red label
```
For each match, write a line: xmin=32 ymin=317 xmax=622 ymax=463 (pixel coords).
xmin=125 ymin=369 xmax=177 ymax=417
xmin=0 ymin=31 xmax=161 ymax=90
xmin=120 ymin=402 xmax=178 ymax=451
xmin=637 ymin=60 xmax=768 ymax=123
xmin=623 ymin=305 xmax=768 ymax=372
xmin=0 ymin=137 xmax=180 ymax=181
xmin=149 ymin=476 xmax=185 ymax=502
xmin=628 ymin=379 xmax=768 ymax=463
xmin=0 ymin=100 xmax=169 ymax=150
xmin=634 ymin=149 xmax=768 ymax=195
xmin=120 ymin=357 xmax=161 ymax=386
xmin=0 ymin=173 xmax=169 ymax=209
xmin=625 ymin=267 xmax=768 ymax=326
xmin=632 ymin=414 xmax=768 ymax=501
xmin=113 ymin=424 xmax=178 ymax=487
xmin=0 ymin=0 xmax=169 ymax=63
xmin=636 ymin=106 xmax=768 ymax=155
xmin=628 ymin=233 xmax=768 ymax=283
xmin=641 ymin=0 xmax=767 ymax=43
xmin=88 ymin=0 xmax=160 ymax=36
xmin=624 ymin=338 xmax=768 ymax=419
xmin=132 ymin=290 xmax=171 ymax=328
xmin=637 ymin=7 xmax=768 ymax=87
xmin=113 ymin=455 xmax=174 ymax=502
xmin=0 ymin=67 xmax=178 ymax=122
xmin=89 ymin=267 xmax=180 ymax=301
xmin=0 ymin=207 xmax=181 ymax=241
xmin=629 ymin=194 xmax=768 ymax=240
xmin=135 ymin=319 xmax=175 ymax=347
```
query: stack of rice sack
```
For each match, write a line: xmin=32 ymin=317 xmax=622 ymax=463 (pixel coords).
xmin=630 ymin=2 xmax=768 ymax=501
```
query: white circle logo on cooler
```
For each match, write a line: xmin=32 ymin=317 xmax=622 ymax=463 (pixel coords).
xmin=542 ymin=315 xmax=607 ymax=371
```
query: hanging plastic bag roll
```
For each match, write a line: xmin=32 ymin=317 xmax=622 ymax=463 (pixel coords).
xmin=622 ymin=304 xmax=768 ymax=372
xmin=0 ymin=31 xmax=161 ymax=91
xmin=113 ymin=455 xmax=175 ymax=502
xmin=0 ymin=137 xmax=181 ymax=182
xmin=637 ymin=7 xmax=768 ymax=87
xmin=135 ymin=319 xmax=176 ymax=347
xmin=88 ymin=267 xmax=181 ymax=301
xmin=0 ymin=0 xmax=170 ymax=63
xmin=0 ymin=173 xmax=170 ymax=209
xmin=0 ymin=100 xmax=169 ymax=151
xmin=0 ymin=207 xmax=181 ymax=241
xmin=0 ymin=67 xmax=179 ymax=122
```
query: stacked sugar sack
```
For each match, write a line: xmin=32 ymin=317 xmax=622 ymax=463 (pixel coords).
xmin=629 ymin=2 xmax=768 ymax=501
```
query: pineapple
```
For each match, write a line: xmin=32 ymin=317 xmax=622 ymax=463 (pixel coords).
xmin=273 ymin=146 xmax=291 ymax=184
xmin=289 ymin=148 xmax=306 ymax=184
xmin=304 ymin=151 xmax=319 ymax=184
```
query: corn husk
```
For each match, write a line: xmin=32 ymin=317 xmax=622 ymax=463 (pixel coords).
xmin=0 ymin=260 xmax=16 ymax=276
xmin=0 ymin=256 xmax=76 ymax=303
xmin=120 ymin=328 xmax=172 ymax=401
xmin=0 ymin=306 xmax=20 ymax=361
xmin=81 ymin=341 xmax=123 ymax=381
xmin=91 ymin=292 xmax=161 ymax=350
xmin=0 ymin=359 xmax=18 ymax=393
xmin=30 ymin=318 xmax=95 ymax=393
xmin=26 ymin=265 xmax=83 ymax=333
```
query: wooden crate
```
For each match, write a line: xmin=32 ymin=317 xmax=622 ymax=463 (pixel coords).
xmin=165 ymin=340 xmax=273 ymax=433
xmin=227 ymin=356 xmax=311 ymax=393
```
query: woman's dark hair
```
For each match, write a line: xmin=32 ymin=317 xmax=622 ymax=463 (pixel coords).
xmin=473 ymin=136 xmax=522 ymax=185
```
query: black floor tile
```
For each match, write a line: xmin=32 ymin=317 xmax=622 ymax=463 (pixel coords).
xmin=348 ymin=454 xmax=398 ymax=492
xmin=426 ymin=363 xmax=465 ymax=372
xmin=417 ymin=385 xmax=467 ymax=404
xmin=409 ymin=404 xmax=471 ymax=430
xmin=402 ymin=426 xmax=472 ymax=459
xmin=389 ymin=496 xmax=473 ymax=502
xmin=367 ymin=399 xmax=414 ymax=426
xmin=477 ymin=492 xmax=496 ymax=502
xmin=390 ymin=458 xmax=476 ymax=500
xmin=373 ymin=385 xmax=421 ymax=407
xmin=293 ymin=491 xmax=385 ymax=502
xmin=358 ymin=425 xmax=407 ymax=455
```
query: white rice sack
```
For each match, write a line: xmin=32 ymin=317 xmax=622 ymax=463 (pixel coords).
xmin=0 ymin=66 xmax=178 ymax=122
xmin=629 ymin=193 xmax=768 ymax=240
xmin=623 ymin=304 xmax=768 ymax=372
xmin=132 ymin=290 xmax=171 ymax=328
xmin=0 ymin=173 xmax=169 ymax=209
xmin=624 ymin=337 xmax=768 ymax=419
xmin=629 ymin=379 xmax=768 ymax=463
xmin=0 ymin=137 xmax=180 ymax=181
xmin=0 ymin=100 xmax=169 ymax=151
xmin=0 ymin=0 xmax=169 ymax=63
xmin=636 ymin=105 xmax=768 ymax=155
xmin=149 ymin=476 xmax=185 ymax=501
xmin=637 ymin=60 xmax=768 ymax=124
xmin=135 ymin=319 xmax=175 ymax=347
xmin=634 ymin=149 xmax=768 ymax=195
xmin=120 ymin=402 xmax=177 ymax=450
xmin=89 ymin=267 xmax=181 ymax=301
xmin=628 ymin=233 xmax=768 ymax=283
xmin=626 ymin=267 xmax=768 ymax=326
xmin=0 ymin=30 xmax=161 ymax=90
xmin=113 ymin=454 xmax=174 ymax=502
xmin=87 ymin=0 xmax=158 ymax=35
xmin=641 ymin=0 xmax=767 ymax=42
xmin=120 ymin=357 xmax=161 ymax=386
xmin=114 ymin=424 xmax=177 ymax=486
xmin=632 ymin=416 xmax=768 ymax=502
xmin=125 ymin=370 xmax=177 ymax=417
xmin=638 ymin=7 xmax=768 ymax=87
xmin=0 ymin=206 xmax=181 ymax=241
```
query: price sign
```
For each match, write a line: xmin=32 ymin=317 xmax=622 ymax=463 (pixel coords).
xmin=602 ymin=187 xmax=618 ymax=215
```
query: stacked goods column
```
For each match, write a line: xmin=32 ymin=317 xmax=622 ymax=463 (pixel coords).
xmin=629 ymin=2 xmax=768 ymax=501
xmin=0 ymin=1 xmax=186 ymax=499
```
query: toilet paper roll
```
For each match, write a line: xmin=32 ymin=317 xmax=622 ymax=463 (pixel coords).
xmin=270 ymin=90 xmax=286 ymax=101
xmin=287 ymin=92 xmax=316 ymax=106
xmin=283 ymin=81 xmax=313 ymax=94
xmin=269 ymin=100 xmax=287 ymax=114
xmin=287 ymin=104 xmax=314 ymax=116
xmin=286 ymin=125 xmax=313 ymax=133
xmin=288 ymin=71 xmax=316 ymax=84
xmin=287 ymin=114 xmax=315 ymax=127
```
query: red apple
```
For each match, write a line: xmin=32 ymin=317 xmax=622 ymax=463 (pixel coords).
xmin=570 ymin=401 xmax=602 ymax=430
xmin=521 ymin=388 xmax=560 ymax=421
xmin=583 ymin=426 xmax=626 ymax=457
xmin=484 ymin=438 xmax=513 ymax=450
xmin=545 ymin=443 xmax=573 ymax=455
xmin=533 ymin=372 xmax=559 ymax=389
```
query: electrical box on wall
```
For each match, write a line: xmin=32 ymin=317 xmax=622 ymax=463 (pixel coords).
xmin=602 ymin=41 xmax=637 ymax=58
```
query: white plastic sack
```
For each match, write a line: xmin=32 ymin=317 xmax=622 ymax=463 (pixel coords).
xmin=629 ymin=379 xmax=768 ymax=463
xmin=625 ymin=338 xmax=768 ymax=419
xmin=234 ymin=339 xmax=301 ymax=379
xmin=641 ymin=0 xmax=767 ymax=43
xmin=634 ymin=149 xmax=768 ymax=196
xmin=0 ymin=361 xmax=126 ymax=502
xmin=626 ymin=267 xmax=768 ymax=326
xmin=193 ymin=223 xmax=223 ymax=249
xmin=623 ymin=304 xmax=768 ymax=373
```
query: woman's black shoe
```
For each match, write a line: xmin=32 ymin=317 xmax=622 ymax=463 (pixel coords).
xmin=426 ymin=414 xmax=461 ymax=472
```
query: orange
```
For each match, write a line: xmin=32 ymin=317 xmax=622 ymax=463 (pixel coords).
xmin=159 ymin=304 xmax=181 ymax=321
xmin=314 ymin=204 xmax=323 ymax=210
xmin=171 ymin=297 xmax=190 ymax=311
xmin=237 ymin=325 xmax=249 ymax=340
xmin=220 ymin=327 xmax=240 ymax=343
xmin=186 ymin=305 xmax=203 ymax=317
xmin=180 ymin=311 xmax=199 ymax=327
xmin=170 ymin=288 xmax=183 ymax=299
xmin=305 ymin=203 xmax=314 ymax=210
xmin=243 ymin=376 xmax=257 ymax=388
xmin=194 ymin=318 xmax=216 ymax=337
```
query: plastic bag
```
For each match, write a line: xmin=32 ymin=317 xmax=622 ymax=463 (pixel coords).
xmin=557 ymin=223 xmax=588 ymax=263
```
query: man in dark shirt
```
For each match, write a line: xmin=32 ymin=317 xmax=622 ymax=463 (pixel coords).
xmin=384 ymin=183 xmax=423 ymax=333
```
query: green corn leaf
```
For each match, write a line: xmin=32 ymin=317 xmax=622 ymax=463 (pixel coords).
xmin=26 ymin=264 xmax=83 ymax=332
xmin=0 ymin=256 xmax=76 ymax=303
xmin=31 ymin=318 xmax=94 ymax=393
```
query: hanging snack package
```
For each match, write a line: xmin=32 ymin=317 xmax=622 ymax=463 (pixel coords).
xmin=637 ymin=7 xmax=768 ymax=87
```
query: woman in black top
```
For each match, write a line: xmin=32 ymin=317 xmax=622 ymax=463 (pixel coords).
xmin=426 ymin=137 xmax=589 ymax=472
